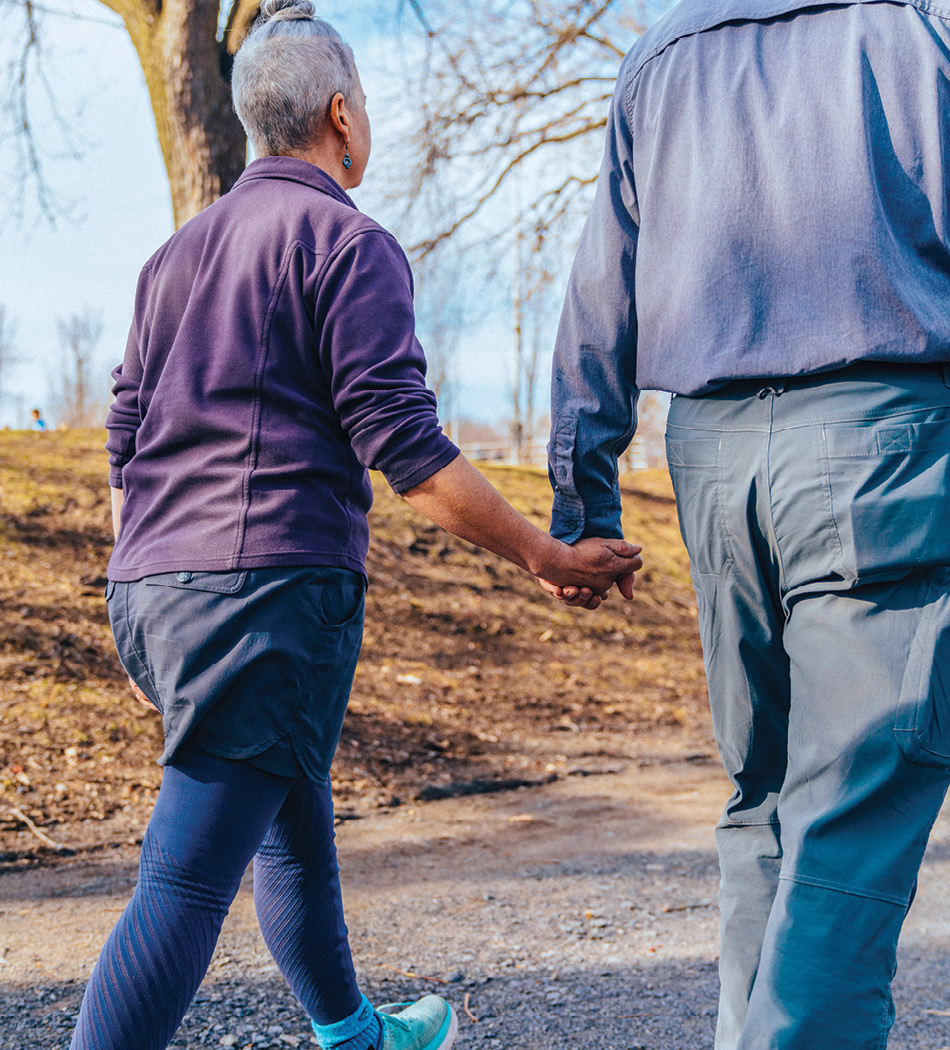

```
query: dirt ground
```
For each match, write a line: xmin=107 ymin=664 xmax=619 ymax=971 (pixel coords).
xmin=0 ymin=430 xmax=710 ymax=865
xmin=0 ymin=754 xmax=729 ymax=1049
xmin=6 ymin=756 xmax=950 ymax=1049
xmin=0 ymin=430 xmax=724 ymax=1046
xmin=5 ymin=433 xmax=950 ymax=1048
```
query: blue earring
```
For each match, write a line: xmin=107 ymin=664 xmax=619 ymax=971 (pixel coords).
xmin=342 ymin=147 xmax=352 ymax=169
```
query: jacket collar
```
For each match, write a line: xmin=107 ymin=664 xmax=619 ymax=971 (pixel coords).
xmin=234 ymin=156 xmax=357 ymax=209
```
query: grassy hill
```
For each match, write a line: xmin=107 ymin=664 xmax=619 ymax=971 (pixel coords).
xmin=0 ymin=430 xmax=711 ymax=863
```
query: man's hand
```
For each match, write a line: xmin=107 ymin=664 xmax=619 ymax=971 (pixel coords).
xmin=537 ymin=536 xmax=643 ymax=609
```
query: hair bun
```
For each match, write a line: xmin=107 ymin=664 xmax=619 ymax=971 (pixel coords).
xmin=256 ymin=0 xmax=316 ymax=24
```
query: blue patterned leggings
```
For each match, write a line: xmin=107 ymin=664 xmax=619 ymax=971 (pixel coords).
xmin=69 ymin=748 xmax=362 ymax=1049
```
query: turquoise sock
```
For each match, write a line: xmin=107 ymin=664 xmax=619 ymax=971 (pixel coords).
xmin=311 ymin=995 xmax=382 ymax=1050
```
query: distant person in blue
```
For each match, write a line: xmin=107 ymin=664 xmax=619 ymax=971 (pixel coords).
xmin=543 ymin=0 xmax=950 ymax=1046
xmin=67 ymin=3 xmax=641 ymax=1050
xmin=30 ymin=408 xmax=46 ymax=431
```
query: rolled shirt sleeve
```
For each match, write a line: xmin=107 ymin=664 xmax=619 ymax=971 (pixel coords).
xmin=548 ymin=63 xmax=641 ymax=542
xmin=316 ymin=228 xmax=459 ymax=493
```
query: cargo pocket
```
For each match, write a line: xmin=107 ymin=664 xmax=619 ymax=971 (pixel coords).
xmin=895 ymin=566 xmax=950 ymax=771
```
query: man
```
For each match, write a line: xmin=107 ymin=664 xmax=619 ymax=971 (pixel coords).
xmin=545 ymin=0 xmax=950 ymax=1046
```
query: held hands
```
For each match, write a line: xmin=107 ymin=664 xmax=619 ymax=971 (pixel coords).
xmin=537 ymin=537 xmax=643 ymax=611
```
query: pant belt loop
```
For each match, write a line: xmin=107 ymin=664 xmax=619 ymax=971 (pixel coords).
xmin=941 ymin=362 xmax=950 ymax=390
xmin=756 ymin=380 xmax=787 ymax=399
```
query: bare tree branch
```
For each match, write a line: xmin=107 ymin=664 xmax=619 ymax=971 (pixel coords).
xmin=410 ymin=116 xmax=608 ymax=257
xmin=395 ymin=0 xmax=647 ymax=259
xmin=578 ymin=29 xmax=626 ymax=59
xmin=402 ymin=0 xmax=434 ymax=37
xmin=1 ymin=0 xmax=249 ymax=229
xmin=19 ymin=2 xmax=122 ymax=27
xmin=1 ymin=0 xmax=85 ymax=223
xmin=0 ymin=0 xmax=130 ymax=223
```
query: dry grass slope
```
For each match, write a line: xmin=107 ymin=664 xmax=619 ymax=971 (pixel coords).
xmin=0 ymin=431 xmax=711 ymax=864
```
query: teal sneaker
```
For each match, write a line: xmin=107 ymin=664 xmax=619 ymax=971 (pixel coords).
xmin=376 ymin=995 xmax=458 ymax=1050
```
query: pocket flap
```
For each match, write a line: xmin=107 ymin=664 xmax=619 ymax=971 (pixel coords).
xmin=144 ymin=571 xmax=247 ymax=594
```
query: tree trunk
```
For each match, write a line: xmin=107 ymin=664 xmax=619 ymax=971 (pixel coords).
xmin=112 ymin=0 xmax=251 ymax=229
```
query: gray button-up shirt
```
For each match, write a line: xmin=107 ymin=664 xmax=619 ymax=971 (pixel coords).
xmin=549 ymin=0 xmax=950 ymax=541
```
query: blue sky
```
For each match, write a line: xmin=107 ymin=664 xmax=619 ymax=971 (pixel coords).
xmin=0 ymin=1 xmax=628 ymax=430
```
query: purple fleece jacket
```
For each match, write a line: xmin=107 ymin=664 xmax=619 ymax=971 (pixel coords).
xmin=106 ymin=157 xmax=459 ymax=582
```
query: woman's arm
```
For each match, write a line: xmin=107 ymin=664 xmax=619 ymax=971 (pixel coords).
xmin=401 ymin=455 xmax=641 ymax=599
xmin=315 ymin=232 xmax=640 ymax=601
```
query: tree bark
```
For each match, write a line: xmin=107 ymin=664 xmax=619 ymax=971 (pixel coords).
xmin=101 ymin=0 xmax=257 ymax=229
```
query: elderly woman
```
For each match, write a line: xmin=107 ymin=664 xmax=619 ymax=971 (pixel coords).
xmin=68 ymin=3 xmax=641 ymax=1049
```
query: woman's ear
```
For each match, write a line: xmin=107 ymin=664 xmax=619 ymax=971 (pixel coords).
xmin=328 ymin=91 xmax=349 ymax=140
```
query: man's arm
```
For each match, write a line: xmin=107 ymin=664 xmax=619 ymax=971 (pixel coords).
xmin=543 ymin=57 xmax=642 ymax=604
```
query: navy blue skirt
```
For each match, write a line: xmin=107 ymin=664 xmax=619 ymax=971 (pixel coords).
xmin=106 ymin=566 xmax=365 ymax=784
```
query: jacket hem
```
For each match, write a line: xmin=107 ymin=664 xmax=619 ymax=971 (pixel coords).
xmin=107 ymin=550 xmax=367 ymax=584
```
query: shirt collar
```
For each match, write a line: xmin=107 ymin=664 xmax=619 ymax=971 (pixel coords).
xmin=234 ymin=156 xmax=357 ymax=209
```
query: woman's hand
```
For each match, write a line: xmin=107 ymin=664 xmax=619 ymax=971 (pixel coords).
xmin=537 ymin=537 xmax=643 ymax=610
xmin=128 ymin=675 xmax=159 ymax=712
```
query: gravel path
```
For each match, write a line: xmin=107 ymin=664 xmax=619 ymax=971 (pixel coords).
xmin=4 ymin=755 xmax=950 ymax=1049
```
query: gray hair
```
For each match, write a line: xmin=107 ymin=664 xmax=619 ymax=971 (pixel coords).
xmin=232 ymin=0 xmax=358 ymax=157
